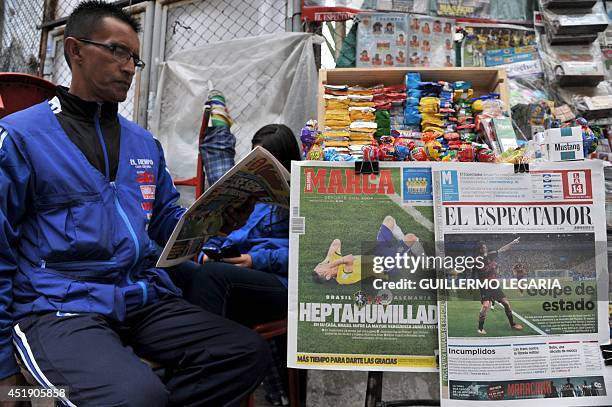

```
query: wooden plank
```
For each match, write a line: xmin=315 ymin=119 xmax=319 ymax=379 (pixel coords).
xmin=318 ymin=69 xmax=327 ymax=130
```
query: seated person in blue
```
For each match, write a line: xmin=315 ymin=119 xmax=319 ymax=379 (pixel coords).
xmin=168 ymin=124 xmax=300 ymax=405
xmin=172 ymin=124 xmax=298 ymax=326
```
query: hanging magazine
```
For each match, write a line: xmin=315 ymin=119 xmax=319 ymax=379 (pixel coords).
xmin=432 ymin=161 xmax=611 ymax=406
xmin=287 ymin=161 xmax=439 ymax=371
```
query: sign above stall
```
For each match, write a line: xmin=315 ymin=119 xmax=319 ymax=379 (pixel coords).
xmin=302 ymin=0 xmax=365 ymax=21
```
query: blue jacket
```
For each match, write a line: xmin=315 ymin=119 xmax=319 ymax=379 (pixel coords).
xmin=198 ymin=203 xmax=289 ymax=287
xmin=0 ymin=101 xmax=185 ymax=378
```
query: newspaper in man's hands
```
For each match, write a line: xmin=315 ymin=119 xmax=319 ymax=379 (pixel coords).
xmin=156 ymin=146 xmax=290 ymax=267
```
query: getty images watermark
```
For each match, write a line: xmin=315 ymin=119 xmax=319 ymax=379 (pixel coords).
xmin=371 ymin=253 xmax=563 ymax=292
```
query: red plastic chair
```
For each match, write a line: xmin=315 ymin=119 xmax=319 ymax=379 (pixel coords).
xmin=0 ymin=73 xmax=56 ymax=119
xmin=173 ymin=105 xmax=211 ymax=199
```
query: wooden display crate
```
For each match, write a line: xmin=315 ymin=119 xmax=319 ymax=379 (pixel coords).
xmin=318 ymin=67 xmax=509 ymax=128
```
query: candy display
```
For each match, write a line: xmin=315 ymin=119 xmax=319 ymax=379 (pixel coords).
xmin=313 ymin=72 xmax=521 ymax=163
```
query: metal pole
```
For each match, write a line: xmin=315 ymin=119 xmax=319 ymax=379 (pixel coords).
xmin=288 ymin=0 xmax=302 ymax=32
xmin=0 ymin=0 xmax=4 ymax=49
xmin=137 ymin=1 xmax=154 ymax=127
xmin=334 ymin=21 xmax=346 ymax=60
xmin=148 ymin=0 xmax=166 ymax=131
xmin=365 ymin=371 xmax=383 ymax=407
xmin=38 ymin=0 xmax=57 ymax=77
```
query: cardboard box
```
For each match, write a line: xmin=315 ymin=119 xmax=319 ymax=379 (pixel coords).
xmin=543 ymin=127 xmax=584 ymax=161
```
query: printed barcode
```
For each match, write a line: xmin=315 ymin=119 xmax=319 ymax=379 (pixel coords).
xmin=291 ymin=217 xmax=305 ymax=235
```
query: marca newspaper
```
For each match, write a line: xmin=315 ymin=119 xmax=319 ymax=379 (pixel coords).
xmin=432 ymin=161 xmax=611 ymax=406
xmin=287 ymin=161 xmax=439 ymax=371
xmin=156 ymin=147 xmax=290 ymax=267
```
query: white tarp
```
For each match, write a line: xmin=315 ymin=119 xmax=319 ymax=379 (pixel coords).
xmin=151 ymin=32 xmax=321 ymax=181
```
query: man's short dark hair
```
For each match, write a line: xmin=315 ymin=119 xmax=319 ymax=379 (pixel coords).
xmin=64 ymin=0 xmax=141 ymax=67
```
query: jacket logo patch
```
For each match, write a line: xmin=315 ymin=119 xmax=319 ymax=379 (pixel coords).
xmin=136 ymin=171 xmax=155 ymax=184
xmin=130 ymin=158 xmax=154 ymax=169
xmin=140 ymin=185 xmax=156 ymax=200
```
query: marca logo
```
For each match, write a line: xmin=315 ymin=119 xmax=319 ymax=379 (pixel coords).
xmin=136 ymin=171 xmax=155 ymax=184
xmin=140 ymin=185 xmax=156 ymax=200
xmin=303 ymin=168 xmax=395 ymax=195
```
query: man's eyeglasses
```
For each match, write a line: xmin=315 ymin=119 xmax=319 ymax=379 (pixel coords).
xmin=76 ymin=38 xmax=145 ymax=69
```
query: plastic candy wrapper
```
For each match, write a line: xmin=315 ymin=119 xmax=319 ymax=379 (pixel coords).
xmin=456 ymin=144 xmax=475 ymax=162
xmin=395 ymin=145 xmax=411 ymax=161
xmin=473 ymin=94 xmax=503 ymax=116
xmin=476 ymin=146 xmax=496 ymax=162
xmin=410 ymin=146 xmax=429 ymax=161
xmin=375 ymin=109 xmax=391 ymax=137
xmin=497 ymin=146 xmax=526 ymax=164
xmin=300 ymin=120 xmax=319 ymax=159
xmin=324 ymin=148 xmax=357 ymax=161
xmin=362 ymin=145 xmax=382 ymax=161
xmin=306 ymin=143 xmax=324 ymax=161
xmin=406 ymin=72 xmax=421 ymax=89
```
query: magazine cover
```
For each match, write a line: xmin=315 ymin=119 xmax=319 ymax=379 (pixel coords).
xmin=287 ymin=161 xmax=439 ymax=371
xmin=436 ymin=0 xmax=491 ymax=19
xmin=432 ymin=161 xmax=611 ymax=406
xmin=460 ymin=23 xmax=537 ymax=71
xmin=376 ymin=0 xmax=429 ymax=14
xmin=407 ymin=15 xmax=455 ymax=68
xmin=357 ymin=13 xmax=410 ymax=68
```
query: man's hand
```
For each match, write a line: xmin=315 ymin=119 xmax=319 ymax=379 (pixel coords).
xmin=0 ymin=373 xmax=29 ymax=407
xmin=223 ymin=254 xmax=252 ymax=268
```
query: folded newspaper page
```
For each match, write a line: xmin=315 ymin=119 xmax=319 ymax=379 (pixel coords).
xmin=288 ymin=161 xmax=439 ymax=371
xmin=432 ymin=161 xmax=610 ymax=406
xmin=157 ymin=146 xmax=290 ymax=267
